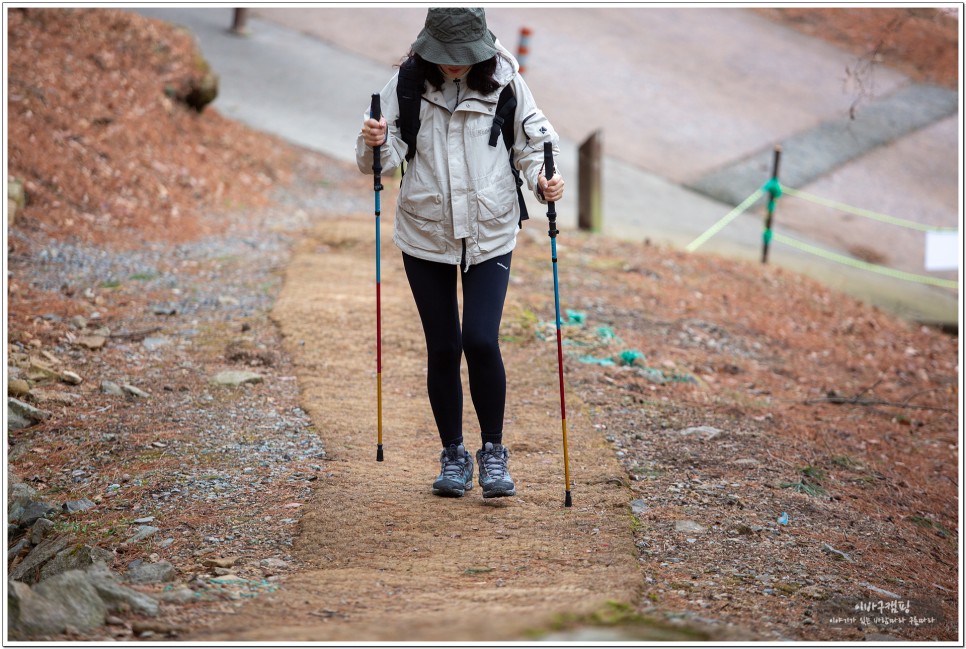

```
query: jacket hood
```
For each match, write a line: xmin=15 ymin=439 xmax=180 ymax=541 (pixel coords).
xmin=493 ymin=39 xmax=519 ymax=86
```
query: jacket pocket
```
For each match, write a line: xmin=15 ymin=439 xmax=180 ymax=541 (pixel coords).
xmin=475 ymin=174 xmax=517 ymax=222
xmin=397 ymin=188 xmax=445 ymax=253
xmin=475 ymin=175 xmax=518 ymax=252
xmin=399 ymin=186 xmax=444 ymax=221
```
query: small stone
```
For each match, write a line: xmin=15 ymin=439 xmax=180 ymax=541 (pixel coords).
xmin=12 ymin=498 xmax=58 ymax=528
xmin=70 ymin=315 xmax=88 ymax=330
xmin=30 ymin=389 xmax=81 ymax=407
xmin=821 ymin=543 xmax=853 ymax=562
xmin=8 ymin=378 xmax=30 ymax=398
xmin=122 ymin=384 xmax=150 ymax=398
xmin=801 ymin=585 xmax=828 ymax=600
xmin=732 ymin=458 xmax=759 ymax=466
xmin=132 ymin=620 xmax=180 ymax=637
xmin=75 ymin=335 xmax=107 ymax=350
xmin=678 ymin=426 xmax=722 ymax=440
xmin=26 ymin=362 xmax=59 ymax=383
xmin=202 ymin=556 xmax=240 ymax=569
xmin=8 ymin=398 xmax=53 ymax=430
xmin=630 ymin=499 xmax=648 ymax=516
xmin=142 ymin=337 xmax=170 ymax=352
xmin=40 ymin=544 xmax=114 ymax=581
xmin=63 ymin=498 xmax=97 ymax=514
xmin=60 ymin=371 xmax=83 ymax=385
xmin=132 ymin=517 xmax=155 ymax=524
xmin=674 ymin=520 xmax=707 ymax=534
xmin=159 ymin=585 xmax=197 ymax=604
xmin=859 ymin=581 xmax=902 ymax=599
xmin=30 ymin=518 xmax=55 ymax=545
xmin=150 ymin=303 xmax=178 ymax=316
xmin=10 ymin=535 xmax=70 ymax=583
xmin=8 ymin=537 xmax=30 ymax=562
xmin=126 ymin=526 xmax=160 ymax=543
xmin=124 ymin=560 xmax=176 ymax=584
xmin=100 ymin=381 xmax=124 ymax=396
xmin=259 ymin=557 xmax=289 ymax=574
xmin=217 ymin=295 xmax=239 ymax=307
xmin=211 ymin=370 xmax=263 ymax=386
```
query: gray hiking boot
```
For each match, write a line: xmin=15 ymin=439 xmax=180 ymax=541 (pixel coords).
xmin=476 ymin=442 xmax=516 ymax=498
xmin=432 ymin=444 xmax=474 ymax=497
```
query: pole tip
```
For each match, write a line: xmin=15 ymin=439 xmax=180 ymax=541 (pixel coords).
xmin=564 ymin=491 xmax=572 ymax=507
xmin=377 ymin=445 xmax=384 ymax=462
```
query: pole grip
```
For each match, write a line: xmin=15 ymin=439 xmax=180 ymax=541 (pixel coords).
xmin=371 ymin=93 xmax=383 ymax=189
xmin=543 ymin=141 xmax=555 ymax=185
xmin=370 ymin=92 xmax=382 ymax=123
xmin=544 ymin=143 xmax=556 ymax=220
xmin=544 ymin=142 xmax=557 ymax=238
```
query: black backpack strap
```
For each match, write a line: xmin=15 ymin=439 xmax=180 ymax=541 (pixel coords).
xmin=396 ymin=59 xmax=424 ymax=165
xmin=490 ymin=84 xmax=529 ymax=227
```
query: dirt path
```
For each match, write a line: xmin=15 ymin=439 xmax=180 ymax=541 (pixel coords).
xmin=187 ymin=217 xmax=651 ymax=641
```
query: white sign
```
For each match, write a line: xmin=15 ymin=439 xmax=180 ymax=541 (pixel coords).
xmin=924 ymin=231 xmax=959 ymax=271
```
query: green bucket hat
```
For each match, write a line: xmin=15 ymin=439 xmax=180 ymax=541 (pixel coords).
xmin=411 ymin=8 xmax=498 ymax=66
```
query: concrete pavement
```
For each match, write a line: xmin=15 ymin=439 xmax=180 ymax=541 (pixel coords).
xmin=133 ymin=7 xmax=959 ymax=326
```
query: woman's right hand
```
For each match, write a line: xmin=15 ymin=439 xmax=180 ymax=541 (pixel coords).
xmin=362 ymin=116 xmax=387 ymax=148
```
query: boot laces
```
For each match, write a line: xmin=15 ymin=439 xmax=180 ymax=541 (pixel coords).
xmin=481 ymin=446 xmax=508 ymax=479
xmin=440 ymin=446 xmax=467 ymax=478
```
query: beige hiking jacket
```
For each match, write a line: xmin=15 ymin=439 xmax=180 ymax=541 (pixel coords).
xmin=356 ymin=42 xmax=560 ymax=269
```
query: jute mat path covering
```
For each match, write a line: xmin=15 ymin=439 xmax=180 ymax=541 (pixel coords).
xmin=190 ymin=217 xmax=640 ymax=641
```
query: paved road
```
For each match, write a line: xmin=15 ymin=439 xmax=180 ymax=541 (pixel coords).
xmin=134 ymin=7 xmax=959 ymax=325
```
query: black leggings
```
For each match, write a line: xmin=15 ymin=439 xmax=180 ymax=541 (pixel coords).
xmin=402 ymin=251 xmax=512 ymax=449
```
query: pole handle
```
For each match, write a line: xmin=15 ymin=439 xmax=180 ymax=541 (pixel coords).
xmin=543 ymin=141 xmax=555 ymax=187
xmin=371 ymin=93 xmax=383 ymax=189
xmin=370 ymin=92 xmax=382 ymax=123
xmin=544 ymin=142 xmax=557 ymax=237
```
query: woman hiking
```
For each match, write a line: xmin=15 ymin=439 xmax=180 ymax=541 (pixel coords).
xmin=356 ymin=8 xmax=565 ymax=499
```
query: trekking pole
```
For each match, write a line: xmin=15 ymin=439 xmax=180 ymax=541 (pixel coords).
xmin=371 ymin=93 xmax=384 ymax=462
xmin=544 ymin=142 xmax=572 ymax=507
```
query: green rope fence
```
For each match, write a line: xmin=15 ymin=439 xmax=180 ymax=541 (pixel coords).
xmin=685 ymin=189 xmax=764 ymax=252
xmin=686 ymin=180 xmax=958 ymax=288
xmin=781 ymin=186 xmax=958 ymax=233
xmin=773 ymin=232 xmax=958 ymax=289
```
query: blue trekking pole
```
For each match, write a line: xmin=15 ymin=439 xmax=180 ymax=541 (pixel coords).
xmin=544 ymin=142 xmax=572 ymax=507
xmin=371 ymin=93 xmax=384 ymax=462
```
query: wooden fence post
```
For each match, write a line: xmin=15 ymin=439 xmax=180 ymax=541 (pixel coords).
xmin=762 ymin=145 xmax=782 ymax=264
xmin=578 ymin=130 xmax=602 ymax=233
xmin=230 ymin=8 xmax=250 ymax=36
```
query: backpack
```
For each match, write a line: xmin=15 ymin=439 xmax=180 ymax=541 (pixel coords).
xmin=396 ymin=59 xmax=530 ymax=227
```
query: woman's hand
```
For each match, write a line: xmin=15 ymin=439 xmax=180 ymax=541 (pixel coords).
xmin=538 ymin=172 xmax=565 ymax=203
xmin=362 ymin=116 xmax=387 ymax=148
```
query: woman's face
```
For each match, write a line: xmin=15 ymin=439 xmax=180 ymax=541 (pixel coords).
xmin=439 ymin=64 xmax=471 ymax=79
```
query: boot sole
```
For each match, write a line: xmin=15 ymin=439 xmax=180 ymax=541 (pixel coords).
xmin=433 ymin=482 xmax=473 ymax=497
xmin=482 ymin=487 xmax=516 ymax=498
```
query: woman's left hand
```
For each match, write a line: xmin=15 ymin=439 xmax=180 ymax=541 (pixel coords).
xmin=538 ymin=173 xmax=565 ymax=202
